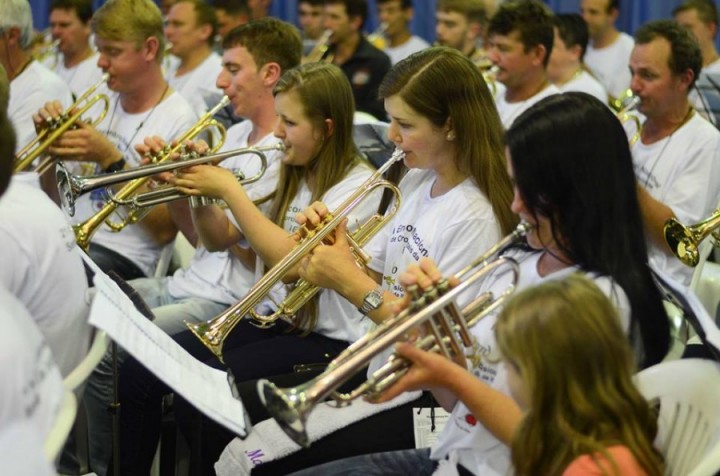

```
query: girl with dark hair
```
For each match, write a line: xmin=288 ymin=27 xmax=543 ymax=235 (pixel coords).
xmin=292 ymin=92 xmax=670 ymax=476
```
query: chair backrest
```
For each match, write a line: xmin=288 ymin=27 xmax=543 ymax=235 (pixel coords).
xmin=636 ymin=359 xmax=720 ymax=476
xmin=353 ymin=122 xmax=394 ymax=169
xmin=44 ymin=388 xmax=77 ymax=463
xmin=63 ymin=329 xmax=109 ymax=392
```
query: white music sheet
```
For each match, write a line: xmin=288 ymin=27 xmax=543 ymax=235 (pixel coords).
xmin=88 ymin=268 xmax=249 ymax=438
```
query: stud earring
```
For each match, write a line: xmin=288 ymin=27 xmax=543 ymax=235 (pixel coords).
xmin=446 ymin=131 xmax=456 ymax=141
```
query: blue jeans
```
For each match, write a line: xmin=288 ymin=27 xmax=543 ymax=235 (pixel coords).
xmin=289 ymin=448 xmax=437 ymax=476
xmin=83 ymin=276 xmax=228 ymax=476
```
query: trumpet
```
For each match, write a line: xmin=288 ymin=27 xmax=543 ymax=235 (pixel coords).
xmin=57 ymin=143 xmax=280 ymax=216
xmin=186 ymin=148 xmax=406 ymax=362
xmin=609 ymin=88 xmax=635 ymax=113
xmin=257 ymin=223 xmax=530 ymax=448
xmin=664 ymin=208 xmax=720 ymax=267
xmin=69 ymin=96 xmax=230 ymax=250
xmin=367 ymin=22 xmax=388 ymax=50
xmin=481 ymin=65 xmax=499 ymax=98
xmin=303 ymin=29 xmax=333 ymax=64
xmin=616 ymin=94 xmax=641 ymax=146
xmin=14 ymin=74 xmax=110 ymax=174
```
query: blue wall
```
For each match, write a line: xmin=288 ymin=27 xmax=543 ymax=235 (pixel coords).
xmin=27 ymin=0 xmax=720 ymax=44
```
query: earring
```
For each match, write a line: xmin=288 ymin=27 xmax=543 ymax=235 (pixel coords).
xmin=446 ymin=131 xmax=456 ymax=141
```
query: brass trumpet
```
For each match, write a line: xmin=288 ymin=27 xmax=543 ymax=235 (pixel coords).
xmin=616 ymin=94 xmax=642 ymax=146
xmin=367 ymin=22 xmax=388 ymax=50
xmin=57 ymin=143 xmax=280 ymax=216
xmin=302 ymin=29 xmax=333 ymax=64
xmin=186 ymin=148 xmax=406 ymax=362
xmin=258 ymin=222 xmax=530 ymax=448
xmin=69 ymin=96 xmax=230 ymax=250
xmin=14 ymin=74 xmax=110 ymax=174
xmin=664 ymin=208 xmax=720 ymax=267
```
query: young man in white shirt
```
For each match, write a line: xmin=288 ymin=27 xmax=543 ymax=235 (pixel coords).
xmin=548 ymin=13 xmax=607 ymax=103
xmin=34 ymin=0 xmax=197 ymax=282
xmin=376 ymin=0 xmax=428 ymax=65
xmin=164 ymin=0 xmax=223 ymax=116
xmin=487 ymin=0 xmax=560 ymax=129
xmin=628 ymin=20 xmax=720 ymax=287
xmin=674 ymin=0 xmax=720 ymax=125
xmin=581 ymin=0 xmax=634 ymax=100
xmin=0 ymin=0 xmax=72 ymax=154
xmin=82 ymin=18 xmax=300 ymax=475
xmin=46 ymin=0 xmax=105 ymax=98
xmin=435 ymin=0 xmax=488 ymax=62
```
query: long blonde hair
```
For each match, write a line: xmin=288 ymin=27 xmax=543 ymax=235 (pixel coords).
xmin=495 ymin=275 xmax=663 ymax=476
xmin=270 ymin=62 xmax=368 ymax=332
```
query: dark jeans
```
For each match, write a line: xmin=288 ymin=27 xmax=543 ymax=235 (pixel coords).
xmin=117 ymin=319 xmax=349 ymax=475
xmin=85 ymin=243 xmax=146 ymax=285
xmin=175 ymin=371 xmax=431 ymax=475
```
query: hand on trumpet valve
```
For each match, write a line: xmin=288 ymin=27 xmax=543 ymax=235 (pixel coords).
xmin=32 ymin=100 xmax=67 ymax=133
xmin=34 ymin=101 xmax=118 ymax=164
xmin=298 ymin=218 xmax=359 ymax=290
xmin=169 ymin=162 xmax=240 ymax=199
xmin=367 ymin=341 xmax=462 ymax=403
xmin=294 ymin=200 xmax=330 ymax=233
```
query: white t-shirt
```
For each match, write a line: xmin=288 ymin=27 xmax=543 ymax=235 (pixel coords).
xmin=168 ymin=121 xmax=283 ymax=304
xmin=626 ymin=112 xmax=720 ymax=287
xmin=9 ymin=60 xmax=73 ymax=155
xmin=384 ymin=36 xmax=430 ymax=65
xmin=166 ymin=51 xmax=223 ymax=117
xmin=261 ymin=162 xmax=378 ymax=343
xmin=0 ymin=175 xmax=91 ymax=377
xmin=556 ymin=70 xmax=608 ymax=104
xmin=689 ymin=60 xmax=720 ymax=126
xmin=430 ymin=250 xmax=631 ymax=476
xmin=585 ymin=32 xmax=634 ymax=99
xmin=68 ymin=90 xmax=197 ymax=276
xmin=362 ymin=168 xmax=502 ymax=376
xmin=494 ymin=84 xmax=560 ymax=129
xmin=0 ymin=285 xmax=64 ymax=443
xmin=46 ymin=52 xmax=104 ymax=99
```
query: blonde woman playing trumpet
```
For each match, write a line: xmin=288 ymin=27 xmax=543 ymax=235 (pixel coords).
xmin=116 ymin=61 xmax=382 ymax=475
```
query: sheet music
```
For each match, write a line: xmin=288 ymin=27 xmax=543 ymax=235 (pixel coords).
xmin=89 ymin=271 xmax=249 ymax=438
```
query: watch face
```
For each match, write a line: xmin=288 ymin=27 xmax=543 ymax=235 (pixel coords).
xmin=367 ymin=291 xmax=383 ymax=307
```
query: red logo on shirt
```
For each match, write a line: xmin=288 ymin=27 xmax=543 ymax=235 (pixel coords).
xmin=465 ymin=414 xmax=477 ymax=426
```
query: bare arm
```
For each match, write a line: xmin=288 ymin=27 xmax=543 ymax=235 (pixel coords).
xmin=636 ymin=183 xmax=674 ymax=254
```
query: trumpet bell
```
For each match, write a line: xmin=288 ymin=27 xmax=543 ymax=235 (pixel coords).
xmin=664 ymin=218 xmax=700 ymax=267
xmin=56 ymin=162 xmax=78 ymax=216
xmin=258 ymin=380 xmax=312 ymax=448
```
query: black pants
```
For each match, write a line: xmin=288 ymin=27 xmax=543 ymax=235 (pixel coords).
xmin=84 ymin=242 xmax=146 ymax=285
xmin=175 ymin=370 xmax=433 ymax=475
xmin=117 ymin=319 xmax=350 ymax=475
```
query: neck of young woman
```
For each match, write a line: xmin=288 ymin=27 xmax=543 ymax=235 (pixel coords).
xmin=537 ymin=247 xmax=573 ymax=277
xmin=431 ymin=162 xmax=467 ymax=198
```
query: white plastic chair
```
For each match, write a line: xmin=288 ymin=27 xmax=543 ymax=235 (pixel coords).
xmin=695 ymin=261 xmax=720 ymax=323
xmin=636 ymin=359 xmax=720 ymax=476
xmin=45 ymin=388 xmax=77 ymax=463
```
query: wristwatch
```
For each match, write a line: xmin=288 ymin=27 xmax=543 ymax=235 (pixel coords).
xmin=358 ymin=286 xmax=384 ymax=314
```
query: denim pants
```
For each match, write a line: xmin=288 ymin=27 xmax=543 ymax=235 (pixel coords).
xmin=83 ymin=276 xmax=228 ymax=476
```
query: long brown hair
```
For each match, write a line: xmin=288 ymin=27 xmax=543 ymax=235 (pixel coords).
xmin=496 ymin=275 xmax=663 ymax=476
xmin=377 ymin=46 xmax=516 ymax=235
xmin=270 ymin=62 xmax=368 ymax=332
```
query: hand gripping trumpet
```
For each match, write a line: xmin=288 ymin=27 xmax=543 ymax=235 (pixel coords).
xmin=186 ymin=148 xmax=407 ymax=362
xmin=257 ymin=222 xmax=530 ymax=448
xmin=14 ymin=73 xmax=110 ymax=174
xmin=664 ymin=208 xmax=720 ymax=267
xmin=67 ymin=96 xmax=230 ymax=250
xmin=57 ymin=143 xmax=280 ymax=216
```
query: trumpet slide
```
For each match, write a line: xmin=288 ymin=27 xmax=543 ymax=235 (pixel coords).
xmin=664 ymin=208 xmax=720 ymax=267
xmin=68 ymin=96 xmax=230 ymax=250
xmin=257 ymin=222 xmax=530 ymax=448
xmin=15 ymin=74 xmax=110 ymax=174
xmin=186 ymin=148 xmax=406 ymax=362
xmin=57 ymin=143 xmax=281 ymax=216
